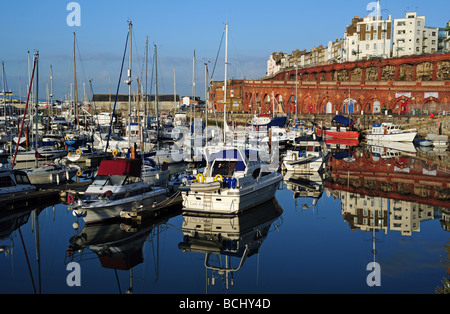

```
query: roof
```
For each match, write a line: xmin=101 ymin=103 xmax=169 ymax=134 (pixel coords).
xmin=332 ymin=115 xmax=354 ymax=127
xmin=97 ymin=158 xmax=142 ymax=177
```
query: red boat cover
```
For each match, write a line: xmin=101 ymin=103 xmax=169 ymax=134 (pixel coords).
xmin=97 ymin=158 xmax=142 ymax=177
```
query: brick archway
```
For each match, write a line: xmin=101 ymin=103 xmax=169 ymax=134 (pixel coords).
xmin=301 ymin=95 xmax=316 ymax=114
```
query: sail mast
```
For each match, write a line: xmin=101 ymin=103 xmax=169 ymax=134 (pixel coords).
xmin=127 ymin=21 xmax=132 ymax=149
xmin=223 ymin=23 xmax=228 ymax=143
xmin=73 ymin=32 xmax=79 ymax=130
xmin=154 ymin=44 xmax=159 ymax=149
xmin=34 ymin=51 xmax=39 ymax=168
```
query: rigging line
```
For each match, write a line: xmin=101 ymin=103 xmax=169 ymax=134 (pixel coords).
xmin=18 ymin=228 xmax=37 ymax=294
xmin=11 ymin=55 xmax=37 ymax=169
xmin=131 ymin=30 xmax=144 ymax=85
xmin=75 ymin=36 xmax=90 ymax=97
xmin=114 ymin=269 xmax=122 ymax=294
xmin=104 ymin=30 xmax=129 ymax=159
xmin=210 ymin=28 xmax=225 ymax=81
xmin=1 ymin=62 xmax=13 ymax=117
xmin=229 ymin=32 xmax=246 ymax=79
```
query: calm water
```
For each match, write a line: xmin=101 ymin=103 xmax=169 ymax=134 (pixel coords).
xmin=0 ymin=148 xmax=449 ymax=295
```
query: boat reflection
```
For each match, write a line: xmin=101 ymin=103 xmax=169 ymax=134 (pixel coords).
xmin=283 ymin=170 xmax=328 ymax=210
xmin=178 ymin=198 xmax=283 ymax=293
xmin=66 ymin=206 xmax=180 ymax=293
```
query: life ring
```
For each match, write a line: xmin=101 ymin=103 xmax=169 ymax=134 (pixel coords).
xmin=103 ymin=190 xmax=113 ymax=198
xmin=196 ymin=173 xmax=205 ymax=183
xmin=76 ymin=170 xmax=82 ymax=177
xmin=76 ymin=148 xmax=82 ymax=155
xmin=112 ymin=149 xmax=118 ymax=157
xmin=67 ymin=194 xmax=75 ymax=204
xmin=65 ymin=135 xmax=69 ymax=141
xmin=213 ymin=174 xmax=223 ymax=182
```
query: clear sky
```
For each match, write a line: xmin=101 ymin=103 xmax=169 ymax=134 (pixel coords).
xmin=1 ymin=0 xmax=448 ymax=101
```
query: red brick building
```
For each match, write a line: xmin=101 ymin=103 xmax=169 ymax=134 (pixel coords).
xmin=209 ymin=53 xmax=450 ymax=115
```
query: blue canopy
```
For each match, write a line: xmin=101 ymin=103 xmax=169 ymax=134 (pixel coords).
xmin=332 ymin=115 xmax=353 ymax=127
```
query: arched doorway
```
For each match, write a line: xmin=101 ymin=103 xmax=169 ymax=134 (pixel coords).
xmin=326 ymin=101 xmax=333 ymax=114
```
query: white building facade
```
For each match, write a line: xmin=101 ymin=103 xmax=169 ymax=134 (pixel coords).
xmin=344 ymin=15 xmax=392 ymax=62
xmin=392 ymin=12 xmax=439 ymax=57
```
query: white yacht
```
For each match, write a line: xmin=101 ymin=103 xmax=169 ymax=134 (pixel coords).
xmin=282 ymin=135 xmax=328 ymax=173
xmin=366 ymin=123 xmax=417 ymax=142
xmin=141 ymin=158 xmax=169 ymax=186
xmin=180 ymin=146 xmax=282 ymax=215
xmin=0 ymin=168 xmax=36 ymax=198
xmin=70 ymin=158 xmax=168 ymax=223
xmin=25 ymin=164 xmax=78 ymax=185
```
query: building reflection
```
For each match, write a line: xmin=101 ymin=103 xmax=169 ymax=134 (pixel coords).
xmin=325 ymin=143 xmax=449 ymax=235
xmin=178 ymin=199 xmax=284 ymax=293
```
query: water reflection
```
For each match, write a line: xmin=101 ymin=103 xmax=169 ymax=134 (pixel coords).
xmin=0 ymin=143 xmax=448 ymax=294
xmin=282 ymin=170 xmax=329 ymax=211
xmin=178 ymin=199 xmax=284 ymax=293
xmin=66 ymin=206 xmax=181 ymax=294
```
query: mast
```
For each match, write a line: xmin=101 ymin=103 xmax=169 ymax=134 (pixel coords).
xmin=1 ymin=62 xmax=6 ymax=123
xmin=49 ymin=65 xmax=53 ymax=117
xmin=174 ymin=66 xmax=177 ymax=110
xmin=73 ymin=32 xmax=79 ymax=130
xmin=204 ymin=62 xmax=208 ymax=143
xmin=223 ymin=23 xmax=228 ymax=143
xmin=34 ymin=51 xmax=39 ymax=168
xmin=144 ymin=36 xmax=149 ymax=151
xmin=126 ymin=21 xmax=132 ymax=149
xmin=154 ymin=44 xmax=159 ymax=149
xmin=191 ymin=50 xmax=196 ymax=130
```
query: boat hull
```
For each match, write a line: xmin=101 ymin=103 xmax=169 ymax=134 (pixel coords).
xmin=283 ymin=157 xmax=324 ymax=173
xmin=366 ymin=131 xmax=417 ymax=142
xmin=322 ymin=130 xmax=360 ymax=140
xmin=73 ymin=189 xmax=168 ymax=223
xmin=182 ymin=174 xmax=282 ymax=216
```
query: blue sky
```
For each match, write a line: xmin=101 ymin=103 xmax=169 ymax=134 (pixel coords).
xmin=1 ymin=0 xmax=448 ymax=101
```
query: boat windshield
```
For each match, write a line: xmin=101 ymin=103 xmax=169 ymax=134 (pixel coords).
xmin=92 ymin=174 xmax=142 ymax=186
xmin=0 ymin=174 xmax=16 ymax=187
xmin=211 ymin=160 xmax=238 ymax=178
xmin=92 ymin=175 xmax=126 ymax=186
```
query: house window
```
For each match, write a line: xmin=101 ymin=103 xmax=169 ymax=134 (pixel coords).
xmin=366 ymin=24 xmax=370 ymax=31
xmin=366 ymin=34 xmax=371 ymax=41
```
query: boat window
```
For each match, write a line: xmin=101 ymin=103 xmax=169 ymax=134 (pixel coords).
xmin=0 ymin=175 xmax=15 ymax=187
xmin=211 ymin=160 xmax=238 ymax=178
xmin=123 ymin=176 xmax=141 ymax=185
xmin=92 ymin=175 xmax=110 ymax=186
xmin=15 ymin=173 xmax=31 ymax=185
xmin=252 ymin=168 xmax=261 ymax=179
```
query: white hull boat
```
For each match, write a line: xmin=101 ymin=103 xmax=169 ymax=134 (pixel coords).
xmin=181 ymin=146 xmax=282 ymax=215
xmin=366 ymin=123 xmax=417 ymax=142
xmin=282 ymin=136 xmax=328 ymax=173
xmin=70 ymin=158 xmax=168 ymax=223
xmin=0 ymin=168 xmax=36 ymax=198
xmin=25 ymin=164 xmax=78 ymax=185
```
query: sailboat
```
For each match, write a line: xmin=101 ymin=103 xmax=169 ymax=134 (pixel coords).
xmin=70 ymin=23 xmax=170 ymax=224
xmin=11 ymin=51 xmax=77 ymax=185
